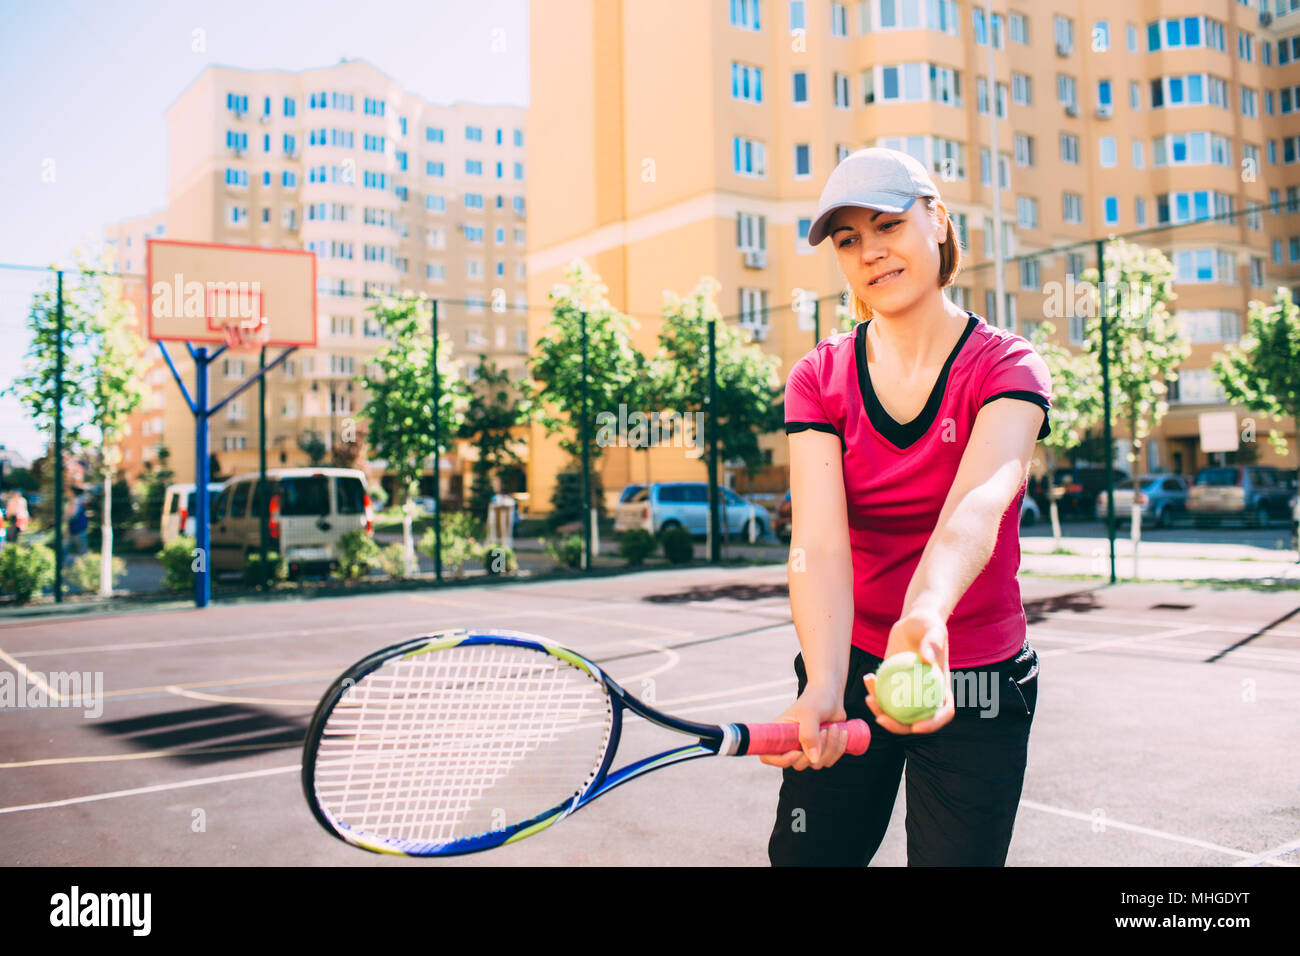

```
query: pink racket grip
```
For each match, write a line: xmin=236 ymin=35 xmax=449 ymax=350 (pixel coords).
xmin=739 ymin=719 xmax=870 ymax=757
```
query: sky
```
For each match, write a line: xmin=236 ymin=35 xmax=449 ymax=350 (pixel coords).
xmin=0 ymin=0 xmax=529 ymax=463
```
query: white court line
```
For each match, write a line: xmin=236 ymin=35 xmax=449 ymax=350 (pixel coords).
xmin=1036 ymin=624 xmax=1218 ymax=658
xmin=615 ymin=640 xmax=682 ymax=684
xmin=1232 ymin=835 xmax=1300 ymax=867
xmin=0 ymin=646 xmax=62 ymax=703
xmin=1017 ymin=799 xmax=1295 ymax=866
xmin=1030 ymin=611 xmax=1300 ymax=641
xmin=164 ymin=685 xmax=318 ymax=707
xmin=1031 ymin=628 xmax=1300 ymax=665
xmin=0 ymin=763 xmax=302 ymax=815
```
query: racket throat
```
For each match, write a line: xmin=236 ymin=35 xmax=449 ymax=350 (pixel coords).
xmin=719 ymin=723 xmax=746 ymax=756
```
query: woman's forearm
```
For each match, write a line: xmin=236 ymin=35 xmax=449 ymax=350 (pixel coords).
xmin=902 ymin=494 xmax=1002 ymax=621
xmin=788 ymin=543 xmax=856 ymax=692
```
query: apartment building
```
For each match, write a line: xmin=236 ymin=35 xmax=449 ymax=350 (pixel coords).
xmin=113 ymin=58 xmax=529 ymax=502
xmin=526 ymin=0 xmax=1300 ymax=511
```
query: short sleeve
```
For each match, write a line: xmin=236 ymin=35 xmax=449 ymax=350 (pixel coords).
xmin=784 ymin=349 xmax=840 ymax=442
xmin=978 ymin=338 xmax=1053 ymax=441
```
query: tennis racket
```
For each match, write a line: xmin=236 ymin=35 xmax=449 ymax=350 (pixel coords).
xmin=302 ymin=627 xmax=870 ymax=857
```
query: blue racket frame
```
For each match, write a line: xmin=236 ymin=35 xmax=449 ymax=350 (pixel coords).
xmin=303 ymin=628 xmax=741 ymax=857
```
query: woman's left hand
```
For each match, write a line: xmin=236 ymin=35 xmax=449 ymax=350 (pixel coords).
xmin=863 ymin=607 xmax=956 ymax=735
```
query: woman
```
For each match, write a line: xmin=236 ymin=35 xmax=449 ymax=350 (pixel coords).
xmin=764 ymin=148 xmax=1052 ymax=866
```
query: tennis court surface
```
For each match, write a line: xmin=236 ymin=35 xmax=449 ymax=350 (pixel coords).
xmin=2 ymin=567 xmax=1297 ymax=866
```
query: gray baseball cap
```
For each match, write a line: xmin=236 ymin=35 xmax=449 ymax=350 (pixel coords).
xmin=807 ymin=147 xmax=941 ymax=248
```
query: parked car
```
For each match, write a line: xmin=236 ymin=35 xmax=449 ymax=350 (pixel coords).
xmin=774 ymin=491 xmax=792 ymax=542
xmin=614 ymin=482 xmax=772 ymax=540
xmin=1186 ymin=465 xmax=1291 ymax=527
xmin=618 ymin=484 xmax=645 ymax=504
xmin=1093 ymin=473 xmax=1189 ymax=528
xmin=161 ymin=482 xmax=227 ymax=545
xmin=209 ymin=467 xmax=373 ymax=579
xmin=1049 ymin=467 xmax=1130 ymax=518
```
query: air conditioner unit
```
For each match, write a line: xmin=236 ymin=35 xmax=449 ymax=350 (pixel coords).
xmin=259 ymin=113 xmax=271 ymax=124
xmin=232 ymin=146 xmax=245 ymax=157
xmin=1260 ymin=11 xmax=1273 ymax=27
xmin=1064 ymin=102 xmax=1079 ymax=117
xmin=233 ymin=108 xmax=246 ymax=119
xmin=743 ymin=325 xmax=768 ymax=342
xmin=1055 ymin=40 xmax=1072 ymax=57
xmin=742 ymin=250 xmax=767 ymax=269
xmin=1096 ymin=104 xmax=1113 ymax=119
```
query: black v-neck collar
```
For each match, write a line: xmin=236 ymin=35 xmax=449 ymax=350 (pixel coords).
xmin=855 ymin=311 xmax=979 ymax=451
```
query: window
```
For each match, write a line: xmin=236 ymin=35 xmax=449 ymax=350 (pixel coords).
xmin=426 ymin=126 xmax=444 ymax=143
xmin=790 ymin=0 xmax=805 ymax=31
xmin=1014 ymin=133 xmax=1035 ymax=167
xmin=1147 ymin=16 xmax=1225 ymax=51
xmin=737 ymin=212 xmax=767 ymax=252
xmin=794 ymin=143 xmax=812 ymax=177
xmin=876 ymin=134 xmax=966 ymax=181
xmin=1250 ymin=256 xmax=1264 ymax=287
xmin=730 ymin=0 xmax=760 ymax=30
xmin=1150 ymin=74 xmax=1229 ymax=109
xmin=977 ymin=78 xmax=1008 ymax=117
xmin=1057 ymin=73 xmax=1077 ymax=108
xmin=1242 ymin=87 xmax=1258 ymax=118
xmin=1155 ymin=190 xmax=1233 ymax=225
xmin=973 ymin=8 xmax=1004 ymax=47
xmin=733 ymin=136 xmax=766 ymax=176
xmin=1054 ymin=15 xmax=1073 ymax=54
xmin=283 ymin=96 xmax=296 ymax=118
xmin=1130 ymin=81 xmax=1141 ymax=110
xmin=833 ymin=72 xmax=850 ymax=108
xmin=793 ymin=70 xmax=808 ymax=103
xmin=1097 ymin=79 xmax=1112 ymax=111
xmin=1173 ymin=249 xmax=1235 ymax=284
xmin=1060 ymin=132 xmax=1080 ymax=164
xmin=1239 ymin=30 xmax=1255 ymax=62
xmin=738 ymin=288 xmax=769 ymax=337
xmin=1099 ymin=137 xmax=1116 ymax=167
xmin=1063 ymin=192 xmax=1084 ymax=224
xmin=1135 ymin=197 xmax=1147 ymax=226
xmin=831 ymin=2 xmax=847 ymax=36
xmin=1127 ymin=23 xmax=1137 ymax=52
xmin=1132 ymin=140 xmax=1144 ymax=168
xmin=1093 ymin=20 xmax=1109 ymax=52
xmin=732 ymin=63 xmax=763 ymax=103
xmin=979 ymin=148 xmax=1010 ymax=188
xmin=1009 ymin=12 xmax=1028 ymax=45
xmin=863 ymin=62 xmax=961 ymax=106
xmin=1017 ymin=196 xmax=1038 ymax=229
xmin=1011 ymin=73 xmax=1032 ymax=106
xmin=1103 ymin=196 xmax=1119 ymax=226
xmin=1019 ymin=257 xmax=1039 ymax=289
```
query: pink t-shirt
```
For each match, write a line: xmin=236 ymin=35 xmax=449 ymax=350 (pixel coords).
xmin=784 ymin=310 xmax=1052 ymax=668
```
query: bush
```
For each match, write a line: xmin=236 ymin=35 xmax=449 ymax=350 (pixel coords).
xmin=543 ymin=534 xmax=584 ymax=569
xmin=0 ymin=543 xmax=56 ymax=604
xmin=68 ymin=552 xmax=125 ymax=594
xmin=418 ymin=510 xmax=485 ymax=576
xmin=660 ymin=526 xmax=694 ymax=564
xmin=334 ymin=530 xmax=381 ymax=581
xmin=482 ymin=544 xmax=518 ymax=575
xmin=157 ymin=536 xmax=197 ymax=593
xmin=618 ymin=529 xmax=657 ymax=567
xmin=368 ymin=484 xmax=389 ymax=512
xmin=379 ymin=542 xmax=412 ymax=579
xmin=243 ymin=551 xmax=287 ymax=588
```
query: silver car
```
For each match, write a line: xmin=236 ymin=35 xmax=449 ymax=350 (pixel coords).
xmin=614 ymin=482 xmax=771 ymax=540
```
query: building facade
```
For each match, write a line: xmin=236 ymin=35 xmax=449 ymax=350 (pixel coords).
xmin=113 ymin=59 xmax=529 ymax=504
xmin=525 ymin=0 xmax=1300 ymax=513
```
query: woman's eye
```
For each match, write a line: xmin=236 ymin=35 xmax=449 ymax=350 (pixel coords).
xmin=838 ymin=235 xmax=856 ymax=248
xmin=881 ymin=220 xmax=902 ymax=231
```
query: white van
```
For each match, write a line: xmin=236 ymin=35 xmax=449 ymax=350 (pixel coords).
xmin=161 ymin=483 xmax=226 ymax=545
xmin=209 ymin=468 xmax=373 ymax=579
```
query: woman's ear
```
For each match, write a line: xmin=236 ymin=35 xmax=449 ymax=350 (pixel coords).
xmin=931 ymin=200 xmax=949 ymax=242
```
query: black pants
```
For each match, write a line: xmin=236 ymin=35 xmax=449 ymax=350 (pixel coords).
xmin=767 ymin=639 xmax=1038 ymax=867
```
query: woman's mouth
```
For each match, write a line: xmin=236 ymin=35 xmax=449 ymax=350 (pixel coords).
xmin=868 ymin=268 xmax=904 ymax=288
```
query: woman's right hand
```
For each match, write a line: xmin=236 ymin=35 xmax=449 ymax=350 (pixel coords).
xmin=758 ymin=681 xmax=849 ymax=771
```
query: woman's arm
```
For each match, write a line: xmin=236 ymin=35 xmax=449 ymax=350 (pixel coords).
xmin=760 ymin=428 xmax=855 ymax=770
xmin=902 ymin=398 xmax=1043 ymax=621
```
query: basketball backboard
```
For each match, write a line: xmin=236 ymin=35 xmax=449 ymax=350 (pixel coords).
xmin=146 ymin=239 xmax=317 ymax=348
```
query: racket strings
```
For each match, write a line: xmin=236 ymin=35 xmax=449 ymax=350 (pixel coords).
xmin=314 ymin=643 xmax=613 ymax=847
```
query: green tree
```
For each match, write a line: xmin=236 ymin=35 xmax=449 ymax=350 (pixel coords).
xmin=361 ymin=294 xmax=466 ymax=574
xmin=1079 ymin=239 xmax=1188 ymax=571
xmin=139 ymin=444 xmax=175 ymax=530
xmin=1212 ymin=287 xmax=1300 ymax=492
xmin=297 ymin=429 xmax=327 ymax=466
xmin=1024 ymin=321 xmax=1105 ymax=543
xmin=652 ymin=278 xmax=782 ymax=480
xmin=526 ymin=260 xmax=645 ymax=459
xmin=5 ymin=251 xmax=145 ymax=594
xmin=458 ymin=354 xmax=528 ymax=522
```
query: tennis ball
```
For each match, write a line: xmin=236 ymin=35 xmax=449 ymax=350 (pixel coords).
xmin=873 ymin=652 xmax=945 ymax=724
